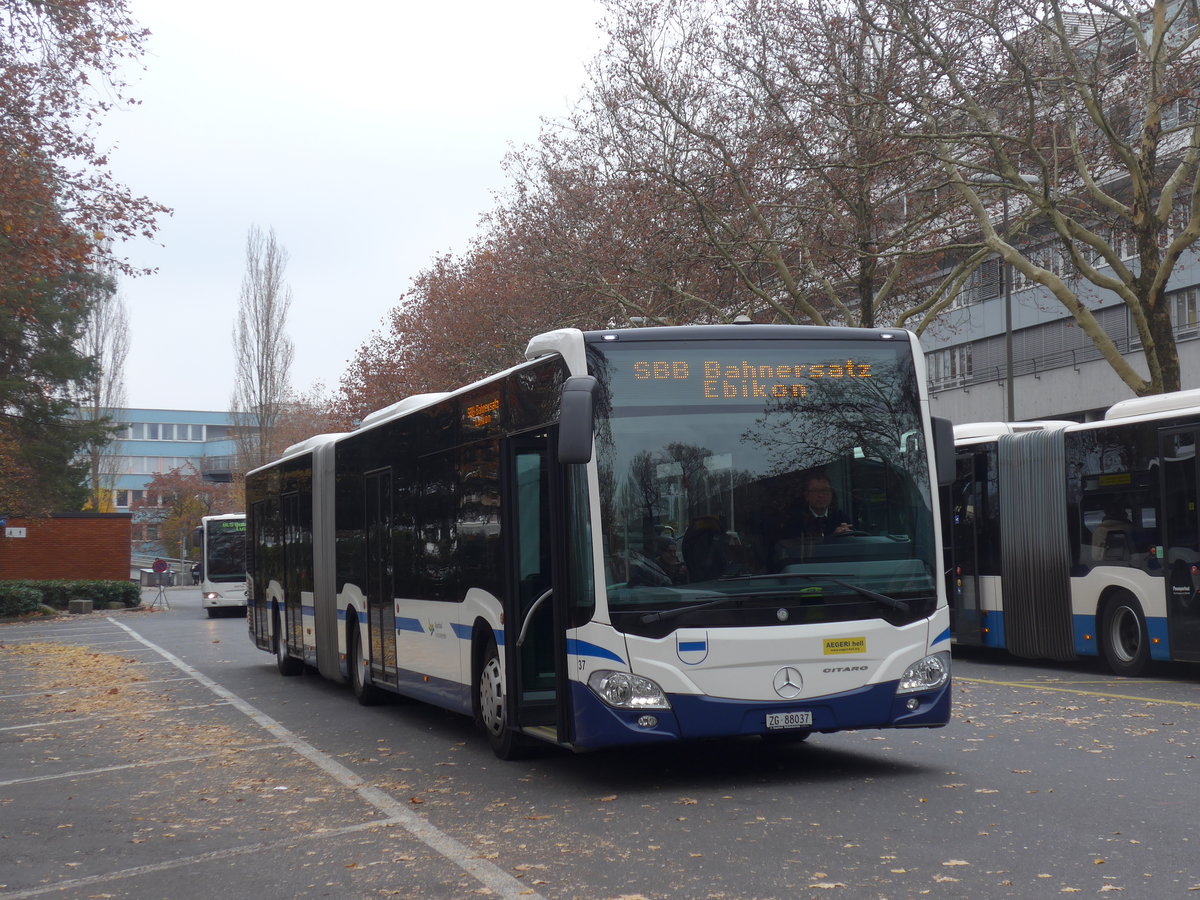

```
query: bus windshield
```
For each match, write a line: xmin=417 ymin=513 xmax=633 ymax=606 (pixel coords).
xmin=206 ymin=520 xmax=247 ymax=583
xmin=589 ymin=337 xmax=938 ymax=636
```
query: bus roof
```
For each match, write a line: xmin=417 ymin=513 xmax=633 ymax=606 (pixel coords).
xmin=1105 ymin=387 xmax=1200 ymax=421
xmin=953 ymin=421 xmax=1074 ymax=443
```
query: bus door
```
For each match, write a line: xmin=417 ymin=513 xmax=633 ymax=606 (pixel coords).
xmin=1158 ymin=428 xmax=1200 ymax=662
xmin=948 ymin=449 xmax=986 ymax=644
xmin=249 ymin=500 xmax=272 ymax=650
xmin=281 ymin=493 xmax=303 ymax=652
xmin=365 ymin=469 xmax=398 ymax=688
xmin=503 ymin=431 xmax=570 ymax=743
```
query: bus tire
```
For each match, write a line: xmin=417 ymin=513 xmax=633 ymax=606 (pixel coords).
xmin=348 ymin=620 xmax=385 ymax=705
xmin=476 ymin=635 xmax=530 ymax=760
xmin=1100 ymin=593 xmax=1151 ymax=677
xmin=274 ymin=610 xmax=303 ymax=676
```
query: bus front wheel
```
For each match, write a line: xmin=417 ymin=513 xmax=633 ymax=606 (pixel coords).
xmin=476 ymin=636 xmax=529 ymax=760
xmin=1100 ymin=593 xmax=1151 ymax=677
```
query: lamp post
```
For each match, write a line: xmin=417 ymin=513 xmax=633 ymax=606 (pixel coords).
xmin=1001 ymin=192 xmax=1014 ymax=422
xmin=968 ymin=173 xmax=1040 ymax=422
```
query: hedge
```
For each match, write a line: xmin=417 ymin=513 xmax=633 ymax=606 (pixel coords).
xmin=0 ymin=580 xmax=140 ymax=617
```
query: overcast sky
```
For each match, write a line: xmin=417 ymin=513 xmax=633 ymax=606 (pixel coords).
xmin=107 ymin=0 xmax=606 ymax=412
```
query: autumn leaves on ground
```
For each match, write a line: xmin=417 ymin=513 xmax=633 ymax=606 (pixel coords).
xmin=0 ymin=633 xmax=362 ymax=844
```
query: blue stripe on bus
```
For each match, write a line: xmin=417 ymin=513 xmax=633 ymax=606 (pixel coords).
xmin=931 ymin=626 xmax=951 ymax=647
xmin=678 ymin=641 xmax=707 ymax=653
xmin=566 ymin=638 xmax=625 ymax=665
xmin=292 ymin=608 xmax=622 ymax=664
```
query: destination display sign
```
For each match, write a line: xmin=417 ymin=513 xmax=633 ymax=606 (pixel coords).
xmin=594 ymin=341 xmax=906 ymax=408
xmin=632 ymin=358 xmax=875 ymax=400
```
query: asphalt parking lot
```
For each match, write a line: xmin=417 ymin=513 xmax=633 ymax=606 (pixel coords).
xmin=0 ymin=601 xmax=538 ymax=900
xmin=4 ymin=593 xmax=1200 ymax=899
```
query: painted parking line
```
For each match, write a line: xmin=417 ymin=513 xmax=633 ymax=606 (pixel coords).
xmin=1 ymin=818 xmax=405 ymax=899
xmin=0 ymin=700 xmax=234 ymax=732
xmin=107 ymin=616 xmax=546 ymax=900
xmin=0 ymin=676 xmax=198 ymax=701
xmin=0 ymin=743 xmax=286 ymax=788
xmin=958 ymin=676 xmax=1200 ymax=708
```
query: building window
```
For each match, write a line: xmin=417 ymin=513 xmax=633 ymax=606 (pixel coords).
xmin=929 ymin=345 xmax=973 ymax=387
xmin=1172 ymin=287 xmax=1199 ymax=334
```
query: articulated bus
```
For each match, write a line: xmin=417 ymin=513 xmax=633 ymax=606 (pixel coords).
xmin=197 ymin=513 xmax=248 ymax=617
xmin=945 ymin=389 xmax=1200 ymax=675
xmin=247 ymin=325 xmax=955 ymax=757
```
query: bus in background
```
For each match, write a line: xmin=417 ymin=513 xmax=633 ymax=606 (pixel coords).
xmin=197 ymin=513 xmax=247 ymax=618
xmin=944 ymin=389 xmax=1200 ymax=675
xmin=247 ymin=325 xmax=956 ymax=758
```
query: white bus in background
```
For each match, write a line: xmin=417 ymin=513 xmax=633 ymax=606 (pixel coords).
xmin=197 ymin=513 xmax=247 ymax=618
xmin=248 ymin=325 xmax=956 ymax=758
xmin=944 ymin=389 xmax=1200 ymax=675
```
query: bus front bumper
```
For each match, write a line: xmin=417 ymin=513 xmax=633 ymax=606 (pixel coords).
xmin=567 ymin=678 xmax=951 ymax=751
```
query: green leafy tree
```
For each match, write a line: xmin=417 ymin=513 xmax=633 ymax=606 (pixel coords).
xmin=0 ymin=267 xmax=112 ymax=515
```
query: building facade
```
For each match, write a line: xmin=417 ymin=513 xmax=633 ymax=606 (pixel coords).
xmin=920 ymin=253 xmax=1200 ymax=424
xmin=105 ymin=409 xmax=244 ymax=552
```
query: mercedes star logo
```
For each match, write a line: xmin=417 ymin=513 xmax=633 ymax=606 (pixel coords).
xmin=773 ymin=666 xmax=803 ymax=699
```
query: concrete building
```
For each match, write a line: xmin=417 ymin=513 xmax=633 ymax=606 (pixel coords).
xmin=920 ymin=253 xmax=1200 ymax=425
xmin=105 ymin=409 xmax=246 ymax=552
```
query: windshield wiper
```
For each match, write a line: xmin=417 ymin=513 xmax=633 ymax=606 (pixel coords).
xmin=718 ymin=572 xmax=910 ymax=614
xmin=640 ymin=573 xmax=908 ymax=624
xmin=640 ymin=596 xmax=748 ymax=624
xmin=776 ymin=572 xmax=908 ymax=613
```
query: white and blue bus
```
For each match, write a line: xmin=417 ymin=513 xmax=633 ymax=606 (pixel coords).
xmin=247 ymin=325 xmax=955 ymax=757
xmin=945 ymin=389 xmax=1200 ymax=675
xmin=197 ymin=513 xmax=247 ymax=617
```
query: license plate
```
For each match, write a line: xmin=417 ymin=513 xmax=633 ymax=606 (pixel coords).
xmin=766 ymin=711 xmax=813 ymax=730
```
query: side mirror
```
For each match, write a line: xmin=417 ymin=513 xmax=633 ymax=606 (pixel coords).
xmin=558 ymin=375 xmax=599 ymax=464
xmin=932 ymin=416 xmax=956 ymax=487
xmin=192 ymin=526 xmax=203 ymax=547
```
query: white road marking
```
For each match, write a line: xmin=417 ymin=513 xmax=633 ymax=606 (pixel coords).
xmin=106 ymin=617 xmax=546 ymax=900
xmin=0 ymin=744 xmax=286 ymax=787
xmin=0 ymin=819 xmax=406 ymax=898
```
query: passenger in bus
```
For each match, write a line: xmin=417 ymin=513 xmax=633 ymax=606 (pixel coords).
xmin=654 ymin=536 xmax=690 ymax=584
xmin=1091 ymin=504 xmax=1135 ymax=561
xmin=682 ymin=515 xmax=736 ymax=580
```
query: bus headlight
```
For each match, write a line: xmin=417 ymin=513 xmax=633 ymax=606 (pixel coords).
xmin=588 ymin=670 xmax=671 ymax=710
xmin=897 ymin=652 xmax=951 ymax=694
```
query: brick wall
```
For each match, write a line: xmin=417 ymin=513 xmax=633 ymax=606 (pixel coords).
xmin=0 ymin=514 xmax=132 ymax=581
